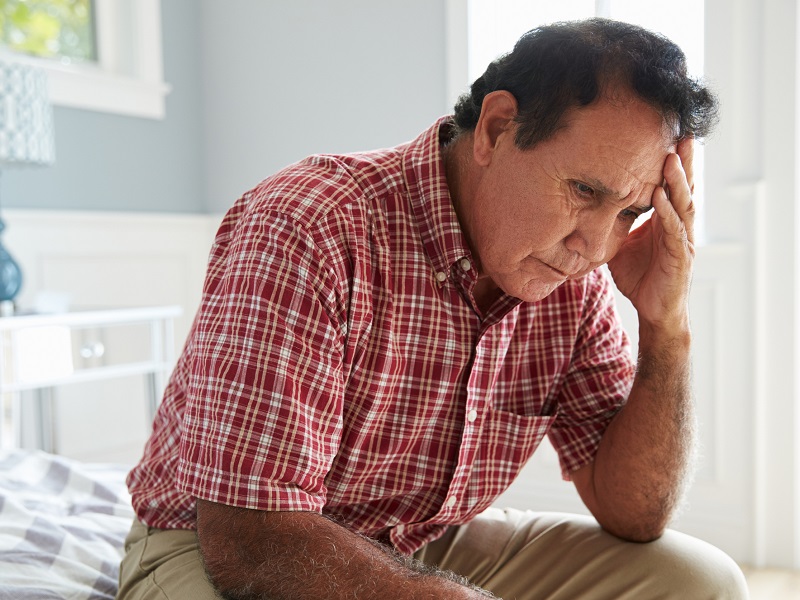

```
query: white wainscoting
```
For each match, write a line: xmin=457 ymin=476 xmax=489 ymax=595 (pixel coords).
xmin=3 ymin=209 xmax=217 ymax=339
xmin=2 ymin=209 xmax=218 ymax=464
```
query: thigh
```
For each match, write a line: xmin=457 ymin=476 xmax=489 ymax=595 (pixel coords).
xmin=117 ymin=519 xmax=221 ymax=600
xmin=415 ymin=508 xmax=749 ymax=600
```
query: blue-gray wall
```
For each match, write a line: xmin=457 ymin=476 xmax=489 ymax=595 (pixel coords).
xmin=200 ymin=0 xmax=449 ymax=213
xmin=1 ymin=1 xmax=448 ymax=215
xmin=2 ymin=0 xmax=205 ymax=213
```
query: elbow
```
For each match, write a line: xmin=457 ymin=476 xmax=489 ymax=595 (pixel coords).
xmin=579 ymin=475 xmax=677 ymax=543
xmin=199 ymin=535 xmax=278 ymax=600
xmin=197 ymin=538 xmax=245 ymax=600
xmin=196 ymin=500 xmax=267 ymax=600
xmin=599 ymin=515 xmax=668 ymax=544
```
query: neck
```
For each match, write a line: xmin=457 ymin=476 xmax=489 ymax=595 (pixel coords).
xmin=442 ymin=134 xmax=472 ymax=230
xmin=442 ymin=133 xmax=504 ymax=312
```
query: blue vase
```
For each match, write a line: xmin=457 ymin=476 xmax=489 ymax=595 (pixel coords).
xmin=0 ymin=217 xmax=22 ymax=302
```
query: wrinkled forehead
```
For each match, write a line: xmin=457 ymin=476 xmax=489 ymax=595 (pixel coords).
xmin=565 ymin=88 xmax=679 ymax=144
xmin=560 ymin=99 xmax=675 ymax=195
xmin=596 ymin=80 xmax=682 ymax=138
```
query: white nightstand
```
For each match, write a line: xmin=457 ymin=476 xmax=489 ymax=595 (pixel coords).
xmin=0 ymin=305 xmax=181 ymax=454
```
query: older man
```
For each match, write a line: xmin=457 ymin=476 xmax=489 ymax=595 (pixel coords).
xmin=119 ymin=18 xmax=747 ymax=600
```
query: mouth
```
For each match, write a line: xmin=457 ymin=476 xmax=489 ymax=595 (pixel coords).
xmin=541 ymin=262 xmax=570 ymax=278
xmin=542 ymin=260 xmax=591 ymax=279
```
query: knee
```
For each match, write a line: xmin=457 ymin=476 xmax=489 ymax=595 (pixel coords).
xmin=643 ymin=529 xmax=749 ymax=599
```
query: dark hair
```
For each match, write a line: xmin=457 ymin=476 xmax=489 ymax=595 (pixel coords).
xmin=453 ymin=18 xmax=718 ymax=147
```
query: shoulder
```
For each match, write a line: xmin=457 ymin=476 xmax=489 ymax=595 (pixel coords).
xmin=246 ymin=149 xmax=405 ymax=225
xmin=208 ymin=149 xmax=411 ymax=285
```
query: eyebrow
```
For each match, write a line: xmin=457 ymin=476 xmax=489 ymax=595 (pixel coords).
xmin=580 ymin=176 xmax=621 ymax=199
xmin=579 ymin=176 xmax=654 ymax=213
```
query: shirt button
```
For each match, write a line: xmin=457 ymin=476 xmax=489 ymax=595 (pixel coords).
xmin=459 ymin=258 xmax=471 ymax=272
xmin=435 ymin=271 xmax=447 ymax=282
xmin=446 ymin=495 xmax=457 ymax=508
xmin=467 ymin=409 xmax=478 ymax=423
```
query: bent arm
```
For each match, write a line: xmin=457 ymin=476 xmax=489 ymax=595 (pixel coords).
xmin=196 ymin=499 xmax=492 ymax=600
xmin=575 ymin=142 xmax=698 ymax=542
xmin=572 ymin=321 xmax=695 ymax=542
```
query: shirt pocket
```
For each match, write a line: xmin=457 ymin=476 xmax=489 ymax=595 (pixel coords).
xmin=462 ymin=409 xmax=556 ymax=519
xmin=478 ymin=408 xmax=555 ymax=474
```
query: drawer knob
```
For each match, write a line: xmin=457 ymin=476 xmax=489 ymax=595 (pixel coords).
xmin=79 ymin=341 xmax=105 ymax=359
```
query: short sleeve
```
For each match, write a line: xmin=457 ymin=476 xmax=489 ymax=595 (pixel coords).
xmin=547 ymin=269 xmax=635 ymax=479
xmin=175 ymin=204 xmax=348 ymax=513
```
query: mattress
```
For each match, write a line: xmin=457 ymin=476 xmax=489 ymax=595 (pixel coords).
xmin=0 ymin=449 xmax=134 ymax=599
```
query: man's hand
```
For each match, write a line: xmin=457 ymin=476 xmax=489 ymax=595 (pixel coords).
xmin=196 ymin=500 xmax=494 ymax=600
xmin=572 ymin=138 xmax=698 ymax=542
xmin=607 ymin=138 xmax=696 ymax=330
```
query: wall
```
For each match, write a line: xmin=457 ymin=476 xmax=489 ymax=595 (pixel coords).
xmin=0 ymin=1 xmax=449 ymax=216
xmin=0 ymin=0 xmax=452 ymax=463
xmin=199 ymin=0 xmax=449 ymax=213
xmin=703 ymin=0 xmax=799 ymax=569
xmin=0 ymin=0 xmax=205 ymax=214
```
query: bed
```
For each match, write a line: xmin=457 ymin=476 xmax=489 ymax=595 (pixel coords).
xmin=0 ymin=449 xmax=134 ymax=599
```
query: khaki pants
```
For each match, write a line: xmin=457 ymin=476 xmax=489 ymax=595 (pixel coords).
xmin=117 ymin=508 xmax=748 ymax=599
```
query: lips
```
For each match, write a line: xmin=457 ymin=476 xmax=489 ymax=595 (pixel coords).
xmin=543 ymin=260 xmax=589 ymax=278
xmin=541 ymin=262 xmax=569 ymax=278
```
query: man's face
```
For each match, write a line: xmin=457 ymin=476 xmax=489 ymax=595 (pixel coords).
xmin=463 ymin=94 xmax=674 ymax=303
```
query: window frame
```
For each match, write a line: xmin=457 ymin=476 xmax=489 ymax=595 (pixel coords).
xmin=0 ymin=0 xmax=170 ymax=120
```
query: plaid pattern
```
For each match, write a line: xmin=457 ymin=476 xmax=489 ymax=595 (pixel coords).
xmin=0 ymin=450 xmax=133 ymax=599
xmin=128 ymin=118 xmax=635 ymax=554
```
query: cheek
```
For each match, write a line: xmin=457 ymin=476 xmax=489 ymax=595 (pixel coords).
xmin=601 ymin=228 xmax=631 ymax=261
xmin=473 ymin=175 xmax=571 ymax=260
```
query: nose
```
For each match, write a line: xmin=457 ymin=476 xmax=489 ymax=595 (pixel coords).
xmin=564 ymin=215 xmax=617 ymax=263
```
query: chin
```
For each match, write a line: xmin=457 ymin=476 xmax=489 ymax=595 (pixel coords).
xmin=517 ymin=280 xmax=566 ymax=303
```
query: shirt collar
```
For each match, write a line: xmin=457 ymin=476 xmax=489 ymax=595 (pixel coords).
xmin=402 ymin=117 xmax=475 ymax=284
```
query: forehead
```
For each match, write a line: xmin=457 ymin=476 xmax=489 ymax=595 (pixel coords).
xmin=546 ymin=96 xmax=674 ymax=191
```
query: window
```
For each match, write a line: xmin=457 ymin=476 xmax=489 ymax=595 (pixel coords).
xmin=467 ymin=1 xmax=704 ymax=83
xmin=0 ymin=0 xmax=169 ymax=119
xmin=1 ymin=0 xmax=96 ymax=63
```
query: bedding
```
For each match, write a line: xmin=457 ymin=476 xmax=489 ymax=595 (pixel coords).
xmin=0 ymin=449 xmax=134 ymax=599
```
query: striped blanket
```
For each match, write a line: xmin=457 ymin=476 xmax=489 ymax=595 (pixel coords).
xmin=0 ymin=450 xmax=134 ymax=599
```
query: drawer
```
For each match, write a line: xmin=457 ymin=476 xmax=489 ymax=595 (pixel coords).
xmin=69 ymin=321 xmax=155 ymax=371
xmin=0 ymin=306 xmax=181 ymax=452
xmin=0 ymin=307 xmax=180 ymax=392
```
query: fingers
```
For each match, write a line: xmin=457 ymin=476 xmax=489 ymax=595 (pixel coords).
xmin=663 ymin=152 xmax=693 ymax=212
xmin=676 ymin=137 xmax=695 ymax=193
xmin=654 ymin=152 xmax=695 ymax=246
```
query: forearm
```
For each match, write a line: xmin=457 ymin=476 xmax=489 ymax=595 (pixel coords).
xmin=196 ymin=500 xmax=492 ymax=600
xmin=579 ymin=320 xmax=696 ymax=542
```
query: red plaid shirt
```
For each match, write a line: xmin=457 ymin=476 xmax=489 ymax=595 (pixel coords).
xmin=127 ymin=118 xmax=635 ymax=554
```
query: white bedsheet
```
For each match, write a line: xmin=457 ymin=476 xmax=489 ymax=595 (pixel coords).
xmin=0 ymin=450 xmax=134 ymax=599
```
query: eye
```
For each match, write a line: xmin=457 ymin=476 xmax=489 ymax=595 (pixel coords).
xmin=618 ymin=205 xmax=652 ymax=226
xmin=572 ymin=181 xmax=595 ymax=197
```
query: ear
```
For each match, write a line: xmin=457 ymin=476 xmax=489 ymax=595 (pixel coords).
xmin=473 ymin=90 xmax=519 ymax=167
